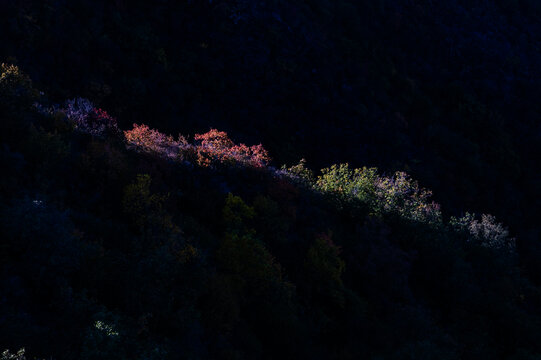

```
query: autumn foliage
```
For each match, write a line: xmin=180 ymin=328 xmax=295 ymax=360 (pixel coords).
xmin=124 ymin=123 xmax=188 ymax=159
xmin=194 ymin=128 xmax=270 ymax=168
xmin=124 ymin=124 xmax=270 ymax=168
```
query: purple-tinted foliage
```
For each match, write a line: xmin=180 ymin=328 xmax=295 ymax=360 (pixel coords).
xmin=450 ymin=213 xmax=516 ymax=252
xmin=62 ymin=98 xmax=120 ymax=137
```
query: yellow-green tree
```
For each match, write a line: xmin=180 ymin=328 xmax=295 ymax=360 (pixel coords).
xmin=122 ymin=174 xmax=178 ymax=239
xmin=304 ymin=232 xmax=346 ymax=307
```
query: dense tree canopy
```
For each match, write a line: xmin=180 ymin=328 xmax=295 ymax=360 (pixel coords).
xmin=1 ymin=0 xmax=541 ymax=358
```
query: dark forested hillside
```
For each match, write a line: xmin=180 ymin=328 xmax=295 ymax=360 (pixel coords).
xmin=1 ymin=1 xmax=541 ymax=359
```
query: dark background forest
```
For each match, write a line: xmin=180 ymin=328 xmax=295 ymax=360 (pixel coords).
xmin=1 ymin=0 xmax=541 ymax=359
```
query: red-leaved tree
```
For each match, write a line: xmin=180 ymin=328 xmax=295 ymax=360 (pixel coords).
xmin=195 ymin=129 xmax=270 ymax=167
xmin=124 ymin=124 xmax=190 ymax=159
